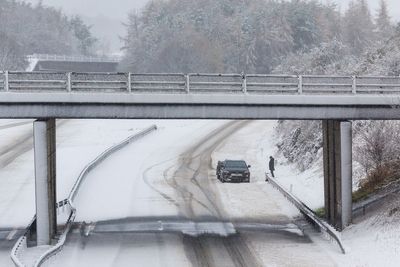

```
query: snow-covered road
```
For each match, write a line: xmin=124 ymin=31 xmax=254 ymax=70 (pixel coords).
xmin=38 ymin=120 xmax=335 ymax=267
xmin=7 ymin=119 xmax=392 ymax=266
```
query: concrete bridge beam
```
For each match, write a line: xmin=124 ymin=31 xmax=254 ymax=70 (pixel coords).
xmin=34 ymin=119 xmax=57 ymax=245
xmin=323 ymin=120 xmax=352 ymax=231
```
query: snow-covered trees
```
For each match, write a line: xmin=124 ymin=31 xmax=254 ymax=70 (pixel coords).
xmin=354 ymin=121 xmax=400 ymax=172
xmin=343 ymin=0 xmax=375 ymax=55
xmin=120 ymin=0 xmax=339 ymax=73
xmin=276 ymin=120 xmax=322 ymax=172
xmin=70 ymin=16 xmax=98 ymax=56
xmin=273 ymin=1 xmax=400 ymax=184
xmin=273 ymin=39 xmax=353 ymax=75
xmin=356 ymin=25 xmax=400 ymax=75
xmin=0 ymin=0 xmax=97 ymax=70
xmin=375 ymin=0 xmax=394 ymax=41
xmin=0 ymin=32 xmax=26 ymax=70
xmin=121 ymin=0 xmax=397 ymax=74
xmin=353 ymin=121 xmax=400 ymax=192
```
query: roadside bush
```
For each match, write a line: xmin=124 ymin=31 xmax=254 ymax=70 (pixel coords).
xmin=354 ymin=160 xmax=400 ymax=202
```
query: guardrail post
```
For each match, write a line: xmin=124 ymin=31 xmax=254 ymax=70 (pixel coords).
xmin=127 ymin=73 xmax=132 ymax=93
xmin=298 ymin=75 xmax=303 ymax=94
xmin=186 ymin=74 xmax=190 ymax=93
xmin=4 ymin=71 xmax=9 ymax=91
xmin=242 ymin=74 xmax=247 ymax=94
xmin=352 ymin=76 xmax=357 ymax=94
xmin=66 ymin=72 xmax=72 ymax=92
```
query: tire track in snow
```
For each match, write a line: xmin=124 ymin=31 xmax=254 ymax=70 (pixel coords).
xmin=158 ymin=120 xmax=262 ymax=266
xmin=142 ymin=157 xmax=217 ymax=217
xmin=172 ymin=120 xmax=250 ymax=219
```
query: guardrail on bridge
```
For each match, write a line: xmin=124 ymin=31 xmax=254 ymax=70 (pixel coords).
xmin=1 ymin=72 xmax=400 ymax=94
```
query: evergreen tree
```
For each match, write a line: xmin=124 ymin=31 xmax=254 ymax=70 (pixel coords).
xmin=375 ymin=0 xmax=394 ymax=41
xmin=70 ymin=16 xmax=97 ymax=56
xmin=343 ymin=0 xmax=375 ymax=55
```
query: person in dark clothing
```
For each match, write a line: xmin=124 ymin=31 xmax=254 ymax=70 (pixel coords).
xmin=269 ymin=156 xmax=275 ymax=178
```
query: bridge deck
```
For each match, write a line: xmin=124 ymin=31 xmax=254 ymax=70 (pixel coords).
xmin=1 ymin=72 xmax=400 ymax=119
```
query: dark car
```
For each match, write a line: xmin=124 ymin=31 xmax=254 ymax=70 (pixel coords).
xmin=216 ymin=160 xmax=251 ymax=183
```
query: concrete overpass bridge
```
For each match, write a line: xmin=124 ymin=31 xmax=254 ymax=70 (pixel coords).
xmin=1 ymin=72 xmax=400 ymax=249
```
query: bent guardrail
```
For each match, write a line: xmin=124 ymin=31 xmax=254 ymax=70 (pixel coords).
xmin=11 ymin=125 xmax=157 ymax=267
xmin=266 ymin=174 xmax=346 ymax=254
xmin=1 ymin=71 xmax=400 ymax=94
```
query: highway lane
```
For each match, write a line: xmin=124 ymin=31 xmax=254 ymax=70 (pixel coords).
xmin=0 ymin=120 xmax=68 ymax=228
xmin=42 ymin=121 xmax=336 ymax=266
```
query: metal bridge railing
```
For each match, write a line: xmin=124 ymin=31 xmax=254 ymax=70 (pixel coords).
xmin=1 ymin=71 xmax=400 ymax=95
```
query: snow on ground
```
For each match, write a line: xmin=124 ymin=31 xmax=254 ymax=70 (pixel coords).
xmin=213 ymin=120 xmax=400 ymax=266
xmin=333 ymin=194 xmax=400 ymax=267
xmin=0 ymin=120 xmax=225 ymax=227
xmin=2 ymin=119 xmax=400 ymax=266
xmin=44 ymin=233 xmax=191 ymax=267
xmin=0 ymin=120 xmax=141 ymax=228
xmin=211 ymin=121 xmax=300 ymax=221
xmin=0 ymin=121 xmax=35 ymax=228
xmin=73 ymin=120 xmax=226 ymax=222
xmin=47 ymin=119 xmax=336 ymax=267
xmin=221 ymin=119 xmax=325 ymax=210
xmin=212 ymin=121 xmax=337 ymax=266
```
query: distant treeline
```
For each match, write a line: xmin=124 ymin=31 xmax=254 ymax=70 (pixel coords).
xmin=121 ymin=0 xmax=398 ymax=75
xmin=0 ymin=0 xmax=96 ymax=70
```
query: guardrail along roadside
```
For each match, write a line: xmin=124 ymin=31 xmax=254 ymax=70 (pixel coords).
xmin=266 ymin=174 xmax=346 ymax=254
xmin=11 ymin=125 xmax=157 ymax=267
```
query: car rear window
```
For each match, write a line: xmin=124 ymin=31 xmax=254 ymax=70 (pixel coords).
xmin=225 ymin=161 xmax=247 ymax=168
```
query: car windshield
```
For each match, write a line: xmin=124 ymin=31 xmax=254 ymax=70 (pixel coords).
xmin=225 ymin=161 xmax=247 ymax=168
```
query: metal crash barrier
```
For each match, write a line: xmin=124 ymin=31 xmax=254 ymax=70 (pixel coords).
xmin=1 ymin=71 xmax=400 ymax=95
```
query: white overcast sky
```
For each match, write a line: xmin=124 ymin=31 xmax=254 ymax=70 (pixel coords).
xmin=24 ymin=0 xmax=400 ymax=21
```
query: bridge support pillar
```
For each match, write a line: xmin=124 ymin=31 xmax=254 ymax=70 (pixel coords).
xmin=323 ymin=120 xmax=352 ymax=231
xmin=34 ymin=119 xmax=57 ymax=245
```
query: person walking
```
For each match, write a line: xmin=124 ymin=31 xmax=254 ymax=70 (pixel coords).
xmin=269 ymin=156 xmax=275 ymax=178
